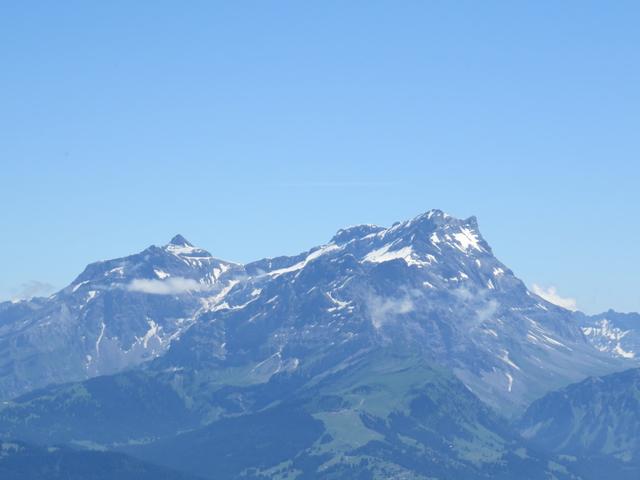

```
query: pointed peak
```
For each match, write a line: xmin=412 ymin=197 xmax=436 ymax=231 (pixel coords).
xmin=168 ymin=234 xmax=193 ymax=247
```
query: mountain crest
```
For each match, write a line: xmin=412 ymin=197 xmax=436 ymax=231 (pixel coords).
xmin=402 ymin=209 xmax=478 ymax=231
xmin=330 ymin=210 xmax=469 ymax=245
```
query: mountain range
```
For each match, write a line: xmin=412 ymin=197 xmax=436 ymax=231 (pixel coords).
xmin=1 ymin=210 xmax=638 ymax=479
xmin=519 ymin=367 xmax=640 ymax=480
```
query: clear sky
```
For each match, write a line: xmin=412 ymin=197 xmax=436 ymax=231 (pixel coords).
xmin=1 ymin=1 xmax=638 ymax=313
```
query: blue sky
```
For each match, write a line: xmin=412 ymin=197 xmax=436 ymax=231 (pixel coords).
xmin=1 ymin=1 xmax=638 ymax=313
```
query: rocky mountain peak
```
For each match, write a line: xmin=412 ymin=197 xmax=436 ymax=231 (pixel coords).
xmin=168 ymin=234 xmax=193 ymax=247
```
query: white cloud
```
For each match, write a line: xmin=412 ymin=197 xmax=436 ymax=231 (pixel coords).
xmin=366 ymin=291 xmax=415 ymax=329
xmin=476 ymin=299 xmax=499 ymax=323
xmin=127 ymin=277 xmax=208 ymax=295
xmin=452 ymin=287 xmax=500 ymax=325
xmin=531 ymin=284 xmax=578 ymax=311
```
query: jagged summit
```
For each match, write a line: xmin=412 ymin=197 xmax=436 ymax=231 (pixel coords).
xmin=398 ymin=209 xmax=478 ymax=231
xmin=330 ymin=209 xmax=450 ymax=244
xmin=168 ymin=234 xmax=193 ymax=247
xmin=413 ymin=208 xmax=450 ymax=221
xmin=330 ymin=209 xmax=487 ymax=256
xmin=331 ymin=224 xmax=385 ymax=244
